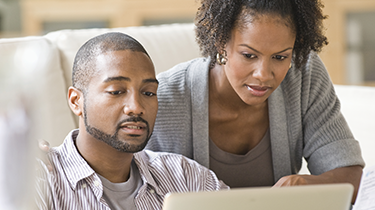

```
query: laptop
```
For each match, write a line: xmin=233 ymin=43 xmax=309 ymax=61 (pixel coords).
xmin=162 ymin=184 xmax=353 ymax=210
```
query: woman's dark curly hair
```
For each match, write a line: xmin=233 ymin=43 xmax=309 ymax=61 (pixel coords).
xmin=195 ymin=0 xmax=328 ymax=69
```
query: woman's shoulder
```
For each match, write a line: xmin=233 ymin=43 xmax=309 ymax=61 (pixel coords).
xmin=280 ymin=51 xmax=338 ymax=117
xmin=283 ymin=51 xmax=330 ymax=87
xmin=156 ymin=57 xmax=210 ymax=83
xmin=303 ymin=51 xmax=334 ymax=90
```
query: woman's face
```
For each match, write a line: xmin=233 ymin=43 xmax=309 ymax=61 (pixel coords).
xmin=223 ymin=14 xmax=296 ymax=106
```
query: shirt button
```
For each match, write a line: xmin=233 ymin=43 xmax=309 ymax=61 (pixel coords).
xmin=82 ymin=183 xmax=87 ymax=188
xmin=149 ymin=189 xmax=155 ymax=194
xmin=94 ymin=181 xmax=100 ymax=186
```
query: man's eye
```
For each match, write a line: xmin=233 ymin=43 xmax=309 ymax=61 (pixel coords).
xmin=273 ymin=55 xmax=287 ymax=60
xmin=108 ymin=91 xmax=122 ymax=95
xmin=143 ymin=92 xmax=156 ymax=97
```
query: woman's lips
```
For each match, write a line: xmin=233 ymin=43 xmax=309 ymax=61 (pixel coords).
xmin=246 ymin=85 xmax=270 ymax=97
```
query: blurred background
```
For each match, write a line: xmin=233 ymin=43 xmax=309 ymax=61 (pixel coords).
xmin=0 ymin=0 xmax=374 ymax=209
xmin=0 ymin=0 xmax=374 ymax=86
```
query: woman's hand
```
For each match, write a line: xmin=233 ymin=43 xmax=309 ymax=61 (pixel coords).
xmin=37 ymin=139 xmax=53 ymax=171
xmin=273 ymin=174 xmax=311 ymax=186
xmin=273 ymin=165 xmax=363 ymax=204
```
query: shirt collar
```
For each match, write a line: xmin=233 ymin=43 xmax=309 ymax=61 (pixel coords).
xmin=54 ymin=131 xmax=162 ymax=197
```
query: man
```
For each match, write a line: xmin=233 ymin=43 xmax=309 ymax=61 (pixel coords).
xmin=35 ymin=32 xmax=228 ymax=210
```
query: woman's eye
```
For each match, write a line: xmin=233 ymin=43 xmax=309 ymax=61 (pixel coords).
xmin=143 ymin=92 xmax=156 ymax=97
xmin=244 ymin=53 xmax=256 ymax=59
xmin=273 ymin=55 xmax=287 ymax=60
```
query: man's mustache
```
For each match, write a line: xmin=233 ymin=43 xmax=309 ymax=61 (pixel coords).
xmin=117 ymin=116 xmax=149 ymax=129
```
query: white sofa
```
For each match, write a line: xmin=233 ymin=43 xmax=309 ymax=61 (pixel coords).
xmin=0 ymin=23 xmax=374 ymax=172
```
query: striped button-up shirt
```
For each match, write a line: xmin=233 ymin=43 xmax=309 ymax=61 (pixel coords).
xmin=35 ymin=130 xmax=228 ymax=210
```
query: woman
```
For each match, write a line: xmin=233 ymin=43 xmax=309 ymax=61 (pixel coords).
xmin=146 ymin=0 xmax=364 ymax=203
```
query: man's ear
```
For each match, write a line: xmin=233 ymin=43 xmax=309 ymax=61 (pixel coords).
xmin=68 ymin=87 xmax=83 ymax=116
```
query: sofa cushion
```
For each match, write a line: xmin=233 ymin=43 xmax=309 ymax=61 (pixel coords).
xmin=0 ymin=37 xmax=76 ymax=147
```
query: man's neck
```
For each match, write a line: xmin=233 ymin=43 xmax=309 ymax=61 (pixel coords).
xmin=75 ymin=131 xmax=134 ymax=183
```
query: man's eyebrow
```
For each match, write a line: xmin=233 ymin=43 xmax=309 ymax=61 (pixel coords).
xmin=239 ymin=44 xmax=293 ymax=54
xmin=143 ymin=78 xmax=159 ymax=84
xmin=103 ymin=76 xmax=159 ymax=84
xmin=103 ymin=76 xmax=130 ymax=83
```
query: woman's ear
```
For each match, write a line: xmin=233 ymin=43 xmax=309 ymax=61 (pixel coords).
xmin=68 ymin=87 xmax=83 ymax=116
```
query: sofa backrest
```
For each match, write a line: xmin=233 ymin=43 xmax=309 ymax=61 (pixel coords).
xmin=0 ymin=36 xmax=76 ymax=146
xmin=45 ymin=23 xmax=201 ymax=91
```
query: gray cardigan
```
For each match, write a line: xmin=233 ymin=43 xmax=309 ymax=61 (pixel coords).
xmin=146 ymin=52 xmax=365 ymax=183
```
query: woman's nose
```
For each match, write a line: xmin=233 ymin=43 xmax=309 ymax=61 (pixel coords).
xmin=253 ymin=61 xmax=273 ymax=82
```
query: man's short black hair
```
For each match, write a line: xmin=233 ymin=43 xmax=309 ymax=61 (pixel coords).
xmin=72 ymin=32 xmax=150 ymax=92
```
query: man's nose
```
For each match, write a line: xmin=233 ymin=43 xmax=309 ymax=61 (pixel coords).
xmin=123 ymin=92 xmax=145 ymax=116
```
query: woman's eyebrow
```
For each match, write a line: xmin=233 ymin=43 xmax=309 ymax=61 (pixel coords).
xmin=239 ymin=44 xmax=293 ymax=54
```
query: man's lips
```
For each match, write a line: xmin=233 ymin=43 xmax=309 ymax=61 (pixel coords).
xmin=246 ymin=85 xmax=270 ymax=97
xmin=119 ymin=123 xmax=147 ymax=135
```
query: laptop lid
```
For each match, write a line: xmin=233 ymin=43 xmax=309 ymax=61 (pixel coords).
xmin=162 ymin=184 xmax=353 ymax=210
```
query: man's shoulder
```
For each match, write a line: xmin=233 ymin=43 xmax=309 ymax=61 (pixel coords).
xmin=135 ymin=150 xmax=229 ymax=191
xmin=136 ymin=150 xmax=204 ymax=170
xmin=35 ymin=129 xmax=95 ymax=189
xmin=35 ymin=148 xmax=69 ymax=187
xmin=138 ymin=149 xmax=191 ymax=162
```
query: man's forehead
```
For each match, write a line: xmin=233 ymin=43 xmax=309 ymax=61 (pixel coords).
xmin=89 ymin=50 xmax=155 ymax=83
xmin=101 ymin=75 xmax=158 ymax=84
xmin=95 ymin=50 xmax=135 ymax=63
xmin=94 ymin=50 xmax=153 ymax=69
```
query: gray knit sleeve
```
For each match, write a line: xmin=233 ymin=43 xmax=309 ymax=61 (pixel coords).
xmin=297 ymin=52 xmax=365 ymax=174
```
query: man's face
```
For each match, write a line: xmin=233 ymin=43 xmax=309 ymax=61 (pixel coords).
xmin=82 ymin=50 xmax=158 ymax=153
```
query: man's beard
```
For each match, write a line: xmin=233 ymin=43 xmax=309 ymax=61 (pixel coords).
xmin=83 ymin=100 xmax=150 ymax=153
